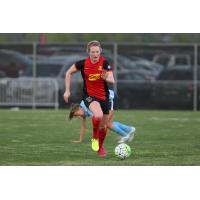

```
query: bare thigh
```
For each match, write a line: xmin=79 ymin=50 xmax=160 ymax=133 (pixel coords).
xmin=89 ymin=101 xmax=103 ymax=120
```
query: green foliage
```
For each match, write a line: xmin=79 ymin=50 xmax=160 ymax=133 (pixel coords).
xmin=0 ymin=34 xmax=8 ymax=42
xmin=0 ymin=109 xmax=200 ymax=165
xmin=1 ymin=33 xmax=200 ymax=43
xmin=45 ymin=33 xmax=137 ymax=43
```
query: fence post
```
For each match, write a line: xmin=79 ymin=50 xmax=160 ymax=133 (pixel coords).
xmin=113 ymin=43 xmax=118 ymax=93
xmin=54 ymin=79 xmax=59 ymax=110
xmin=193 ymin=44 xmax=198 ymax=111
xmin=32 ymin=42 xmax=37 ymax=109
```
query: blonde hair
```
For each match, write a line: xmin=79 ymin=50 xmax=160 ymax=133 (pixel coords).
xmin=86 ymin=40 xmax=102 ymax=53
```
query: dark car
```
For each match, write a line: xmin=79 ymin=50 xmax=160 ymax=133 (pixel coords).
xmin=128 ymin=55 xmax=164 ymax=77
xmin=20 ymin=54 xmax=84 ymax=107
xmin=152 ymin=53 xmax=192 ymax=69
xmin=0 ymin=49 xmax=33 ymax=78
xmin=0 ymin=71 xmax=6 ymax=78
xmin=152 ymin=68 xmax=200 ymax=109
xmin=37 ymin=47 xmax=138 ymax=72
xmin=116 ymin=71 xmax=155 ymax=109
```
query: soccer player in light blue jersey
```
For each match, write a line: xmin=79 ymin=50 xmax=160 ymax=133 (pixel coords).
xmin=68 ymin=89 xmax=136 ymax=144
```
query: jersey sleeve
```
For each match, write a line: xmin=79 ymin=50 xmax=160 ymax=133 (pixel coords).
xmin=103 ymin=60 xmax=112 ymax=71
xmin=75 ymin=59 xmax=85 ymax=70
xmin=109 ymin=89 xmax=115 ymax=100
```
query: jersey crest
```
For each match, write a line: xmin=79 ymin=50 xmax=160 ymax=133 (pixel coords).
xmin=88 ymin=74 xmax=101 ymax=81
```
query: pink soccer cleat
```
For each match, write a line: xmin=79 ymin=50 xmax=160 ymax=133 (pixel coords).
xmin=98 ymin=147 xmax=106 ymax=157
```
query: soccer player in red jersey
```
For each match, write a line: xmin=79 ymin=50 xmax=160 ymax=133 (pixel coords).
xmin=64 ymin=40 xmax=115 ymax=157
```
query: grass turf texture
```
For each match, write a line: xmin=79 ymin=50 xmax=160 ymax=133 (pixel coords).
xmin=0 ymin=109 xmax=200 ymax=165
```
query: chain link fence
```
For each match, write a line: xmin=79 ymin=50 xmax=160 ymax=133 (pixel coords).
xmin=0 ymin=43 xmax=199 ymax=110
xmin=0 ymin=78 xmax=59 ymax=108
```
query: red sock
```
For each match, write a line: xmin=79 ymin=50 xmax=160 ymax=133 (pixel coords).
xmin=98 ymin=127 xmax=108 ymax=149
xmin=92 ymin=117 xmax=100 ymax=139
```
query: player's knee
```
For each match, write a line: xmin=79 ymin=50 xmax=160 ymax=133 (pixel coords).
xmin=99 ymin=125 xmax=107 ymax=131
xmin=93 ymin=113 xmax=103 ymax=121
xmin=107 ymin=122 xmax=112 ymax=129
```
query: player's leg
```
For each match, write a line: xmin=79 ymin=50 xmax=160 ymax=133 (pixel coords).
xmin=89 ymin=101 xmax=103 ymax=120
xmin=98 ymin=114 xmax=109 ymax=157
xmin=107 ymin=111 xmax=127 ymax=136
xmin=112 ymin=92 xmax=135 ymax=142
xmin=92 ymin=116 xmax=100 ymax=139
xmin=114 ymin=122 xmax=135 ymax=134
xmin=116 ymin=122 xmax=136 ymax=143
xmin=89 ymin=101 xmax=103 ymax=152
xmin=109 ymin=90 xmax=136 ymax=143
xmin=107 ymin=111 xmax=135 ymax=142
xmin=110 ymin=123 xmax=129 ymax=136
xmin=107 ymin=110 xmax=114 ymax=129
xmin=96 ymin=99 xmax=110 ymax=157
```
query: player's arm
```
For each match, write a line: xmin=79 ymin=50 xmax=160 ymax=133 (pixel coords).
xmin=64 ymin=64 xmax=78 ymax=103
xmin=101 ymin=70 xmax=115 ymax=84
xmin=101 ymin=60 xmax=115 ymax=84
xmin=71 ymin=117 xmax=87 ymax=143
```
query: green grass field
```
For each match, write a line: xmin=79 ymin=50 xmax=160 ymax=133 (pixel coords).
xmin=0 ymin=109 xmax=200 ymax=165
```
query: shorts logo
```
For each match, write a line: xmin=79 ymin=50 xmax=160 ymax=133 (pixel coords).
xmin=88 ymin=74 xmax=101 ymax=81
xmin=86 ymin=97 xmax=93 ymax=103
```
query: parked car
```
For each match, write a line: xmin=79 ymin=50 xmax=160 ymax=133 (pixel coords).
xmin=129 ymin=56 xmax=164 ymax=77
xmin=0 ymin=71 xmax=6 ymax=78
xmin=0 ymin=49 xmax=33 ymax=78
xmin=152 ymin=67 xmax=200 ymax=109
xmin=37 ymin=47 xmax=138 ymax=72
xmin=19 ymin=54 xmax=85 ymax=107
xmin=117 ymin=71 xmax=155 ymax=109
xmin=152 ymin=53 xmax=192 ymax=69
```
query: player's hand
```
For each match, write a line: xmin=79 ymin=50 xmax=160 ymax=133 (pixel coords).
xmin=101 ymin=70 xmax=108 ymax=80
xmin=63 ymin=91 xmax=70 ymax=103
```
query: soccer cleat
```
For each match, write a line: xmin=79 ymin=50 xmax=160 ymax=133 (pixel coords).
xmin=118 ymin=127 xmax=136 ymax=143
xmin=118 ymin=135 xmax=130 ymax=143
xmin=128 ymin=127 xmax=136 ymax=142
xmin=98 ymin=147 xmax=106 ymax=157
xmin=91 ymin=138 xmax=99 ymax=152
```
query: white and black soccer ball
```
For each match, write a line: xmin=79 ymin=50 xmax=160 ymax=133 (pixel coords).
xmin=114 ymin=143 xmax=131 ymax=160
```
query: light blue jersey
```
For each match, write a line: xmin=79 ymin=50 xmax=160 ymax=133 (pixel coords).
xmin=80 ymin=100 xmax=93 ymax=117
xmin=80 ymin=89 xmax=115 ymax=118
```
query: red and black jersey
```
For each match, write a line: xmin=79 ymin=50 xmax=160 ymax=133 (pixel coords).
xmin=75 ymin=56 xmax=112 ymax=100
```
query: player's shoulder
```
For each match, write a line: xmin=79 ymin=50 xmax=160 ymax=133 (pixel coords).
xmin=75 ymin=58 xmax=86 ymax=70
xmin=101 ymin=57 xmax=112 ymax=70
xmin=76 ymin=59 xmax=86 ymax=65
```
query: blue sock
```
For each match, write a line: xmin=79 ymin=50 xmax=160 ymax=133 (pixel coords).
xmin=111 ymin=122 xmax=128 ymax=136
xmin=113 ymin=121 xmax=132 ymax=133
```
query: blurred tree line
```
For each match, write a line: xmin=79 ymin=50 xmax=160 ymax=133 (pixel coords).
xmin=1 ymin=33 xmax=200 ymax=43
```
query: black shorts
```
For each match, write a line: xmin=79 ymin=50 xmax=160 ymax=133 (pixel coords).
xmin=83 ymin=95 xmax=110 ymax=115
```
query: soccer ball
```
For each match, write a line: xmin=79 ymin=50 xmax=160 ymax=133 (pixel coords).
xmin=114 ymin=143 xmax=131 ymax=160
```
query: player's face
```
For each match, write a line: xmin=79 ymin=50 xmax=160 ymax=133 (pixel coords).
xmin=73 ymin=108 xmax=84 ymax=118
xmin=88 ymin=46 xmax=101 ymax=63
